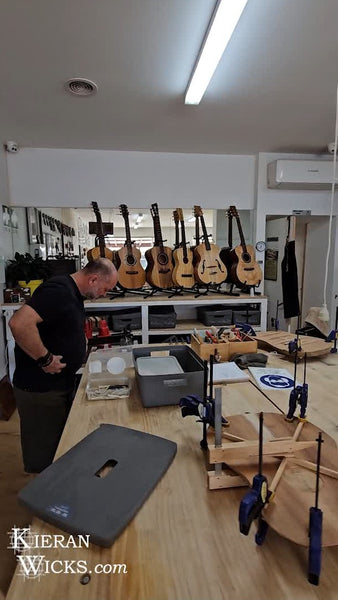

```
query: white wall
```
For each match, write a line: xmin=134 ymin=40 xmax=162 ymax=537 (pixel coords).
xmin=6 ymin=148 xmax=256 ymax=209
xmin=256 ymin=152 xmax=338 ymax=329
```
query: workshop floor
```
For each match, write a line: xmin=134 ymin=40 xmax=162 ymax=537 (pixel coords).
xmin=0 ymin=410 xmax=34 ymax=599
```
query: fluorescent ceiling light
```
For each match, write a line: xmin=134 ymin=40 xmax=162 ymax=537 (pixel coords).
xmin=185 ymin=0 xmax=248 ymax=105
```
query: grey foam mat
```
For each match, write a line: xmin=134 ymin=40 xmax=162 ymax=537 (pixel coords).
xmin=18 ymin=424 xmax=177 ymax=547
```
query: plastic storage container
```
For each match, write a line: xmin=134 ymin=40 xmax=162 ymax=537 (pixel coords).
xmin=86 ymin=347 xmax=133 ymax=400
xmin=110 ymin=308 xmax=142 ymax=331
xmin=197 ymin=305 xmax=233 ymax=326
xmin=148 ymin=306 xmax=177 ymax=329
xmin=232 ymin=309 xmax=261 ymax=325
xmin=133 ymin=345 xmax=204 ymax=407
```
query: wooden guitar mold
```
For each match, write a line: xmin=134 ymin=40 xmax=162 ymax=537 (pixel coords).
xmin=207 ymin=413 xmax=338 ymax=547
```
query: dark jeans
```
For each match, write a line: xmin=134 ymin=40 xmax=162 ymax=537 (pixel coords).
xmin=14 ymin=386 xmax=74 ymax=473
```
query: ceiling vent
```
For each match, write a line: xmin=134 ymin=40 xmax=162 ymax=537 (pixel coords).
xmin=65 ymin=78 xmax=98 ymax=96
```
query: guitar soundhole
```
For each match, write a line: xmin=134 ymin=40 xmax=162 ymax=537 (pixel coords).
xmin=127 ymin=255 xmax=136 ymax=266
xmin=242 ymin=252 xmax=251 ymax=263
xmin=183 ymin=257 xmax=189 ymax=264
xmin=157 ymin=253 xmax=168 ymax=266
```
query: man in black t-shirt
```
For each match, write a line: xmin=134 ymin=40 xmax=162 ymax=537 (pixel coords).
xmin=9 ymin=258 xmax=118 ymax=473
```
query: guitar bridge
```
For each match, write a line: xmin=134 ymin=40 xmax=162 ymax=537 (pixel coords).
xmin=159 ymin=268 xmax=170 ymax=274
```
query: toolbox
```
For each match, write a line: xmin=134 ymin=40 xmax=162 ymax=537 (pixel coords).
xmin=190 ymin=336 xmax=230 ymax=362
xmin=148 ymin=305 xmax=177 ymax=329
xmin=110 ymin=307 xmax=142 ymax=331
xmin=197 ymin=305 xmax=233 ymax=326
xmin=133 ymin=345 xmax=204 ymax=407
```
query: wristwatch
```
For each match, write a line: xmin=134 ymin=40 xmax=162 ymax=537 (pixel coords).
xmin=36 ymin=351 xmax=53 ymax=368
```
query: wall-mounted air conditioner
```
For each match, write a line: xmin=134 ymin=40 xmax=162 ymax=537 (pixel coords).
xmin=267 ymin=160 xmax=336 ymax=190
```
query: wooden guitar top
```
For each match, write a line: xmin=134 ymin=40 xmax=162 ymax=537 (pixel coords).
xmin=208 ymin=413 xmax=338 ymax=547
xmin=252 ymin=331 xmax=331 ymax=358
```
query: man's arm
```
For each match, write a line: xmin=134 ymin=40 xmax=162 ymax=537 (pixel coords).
xmin=9 ymin=304 xmax=66 ymax=374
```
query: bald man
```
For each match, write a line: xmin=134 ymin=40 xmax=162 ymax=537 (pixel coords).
xmin=9 ymin=258 xmax=118 ymax=472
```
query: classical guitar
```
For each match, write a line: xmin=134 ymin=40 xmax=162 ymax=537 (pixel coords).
xmin=193 ymin=206 xmax=227 ymax=285
xmin=87 ymin=202 xmax=114 ymax=262
xmin=228 ymin=205 xmax=262 ymax=288
xmin=172 ymin=208 xmax=195 ymax=288
xmin=219 ymin=209 xmax=235 ymax=283
xmin=114 ymin=204 xmax=146 ymax=289
xmin=145 ymin=203 xmax=173 ymax=289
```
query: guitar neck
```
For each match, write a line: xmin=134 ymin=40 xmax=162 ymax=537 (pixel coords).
xmin=93 ymin=207 xmax=106 ymax=257
xmin=200 ymin=215 xmax=211 ymax=251
xmin=151 ymin=208 xmax=165 ymax=248
xmin=195 ymin=217 xmax=200 ymax=245
xmin=174 ymin=219 xmax=180 ymax=248
xmin=123 ymin=214 xmax=133 ymax=253
xmin=228 ymin=213 xmax=233 ymax=248
xmin=235 ymin=214 xmax=247 ymax=254
xmin=180 ymin=219 xmax=188 ymax=261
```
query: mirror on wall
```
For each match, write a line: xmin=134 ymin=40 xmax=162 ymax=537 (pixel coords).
xmin=3 ymin=205 xmax=254 ymax=271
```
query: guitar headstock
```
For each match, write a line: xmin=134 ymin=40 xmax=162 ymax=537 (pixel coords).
xmin=91 ymin=201 xmax=100 ymax=215
xmin=228 ymin=205 xmax=239 ymax=219
xmin=150 ymin=203 xmax=159 ymax=219
xmin=119 ymin=204 xmax=129 ymax=219
xmin=176 ymin=208 xmax=184 ymax=222
xmin=173 ymin=210 xmax=179 ymax=224
xmin=193 ymin=205 xmax=203 ymax=218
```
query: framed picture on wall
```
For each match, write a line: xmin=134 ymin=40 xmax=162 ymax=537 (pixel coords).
xmin=264 ymin=248 xmax=278 ymax=281
xmin=26 ymin=207 xmax=42 ymax=243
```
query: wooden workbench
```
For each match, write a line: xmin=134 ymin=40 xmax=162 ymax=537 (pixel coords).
xmin=6 ymin=350 xmax=338 ymax=600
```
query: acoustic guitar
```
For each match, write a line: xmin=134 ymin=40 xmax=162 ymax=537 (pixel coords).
xmin=172 ymin=208 xmax=195 ymax=288
xmin=87 ymin=202 xmax=114 ymax=262
xmin=219 ymin=209 xmax=235 ymax=283
xmin=145 ymin=203 xmax=173 ymax=289
xmin=193 ymin=205 xmax=227 ymax=285
xmin=114 ymin=204 xmax=146 ymax=289
xmin=228 ymin=205 xmax=262 ymax=288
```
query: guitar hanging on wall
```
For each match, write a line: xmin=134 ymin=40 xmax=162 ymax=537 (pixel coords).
xmin=87 ymin=202 xmax=114 ymax=262
xmin=172 ymin=208 xmax=195 ymax=288
xmin=115 ymin=204 xmax=146 ymax=289
xmin=145 ymin=203 xmax=173 ymax=289
xmin=228 ymin=205 xmax=262 ymax=288
xmin=193 ymin=205 xmax=227 ymax=285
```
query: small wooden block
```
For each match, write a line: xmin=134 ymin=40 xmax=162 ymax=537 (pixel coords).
xmin=150 ymin=351 xmax=170 ymax=357
xmin=208 ymin=468 xmax=248 ymax=490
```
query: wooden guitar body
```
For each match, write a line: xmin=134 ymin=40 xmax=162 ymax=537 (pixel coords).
xmin=172 ymin=246 xmax=195 ymax=288
xmin=193 ymin=243 xmax=227 ymax=285
xmin=146 ymin=246 xmax=173 ymax=289
xmin=87 ymin=245 xmax=114 ymax=262
xmin=230 ymin=244 xmax=262 ymax=287
xmin=115 ymin=246 xmax=146 ymax=289
xmin=219 ymin=246 xmax=233 ymax=283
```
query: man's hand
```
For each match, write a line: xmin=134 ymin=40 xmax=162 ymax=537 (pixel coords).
xmin=42 ymin=355 xmax=67 ymax=374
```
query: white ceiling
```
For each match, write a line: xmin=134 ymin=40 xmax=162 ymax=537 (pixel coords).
xmin=1 ymin=0 xmax=338 ymax=155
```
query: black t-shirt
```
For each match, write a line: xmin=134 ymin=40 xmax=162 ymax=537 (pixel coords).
xmin=13 ymin=275 xmax=86 ymax=392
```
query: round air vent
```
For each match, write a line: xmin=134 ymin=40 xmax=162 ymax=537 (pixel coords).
xmin=65 ymin=78 xmax=98 ymax=96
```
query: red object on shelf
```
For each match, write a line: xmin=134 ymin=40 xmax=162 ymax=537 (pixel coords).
xmin=98 ymin=319 xmax=110 ymax=337
xmin=84 ymin=319 xmax=93 ymax=339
